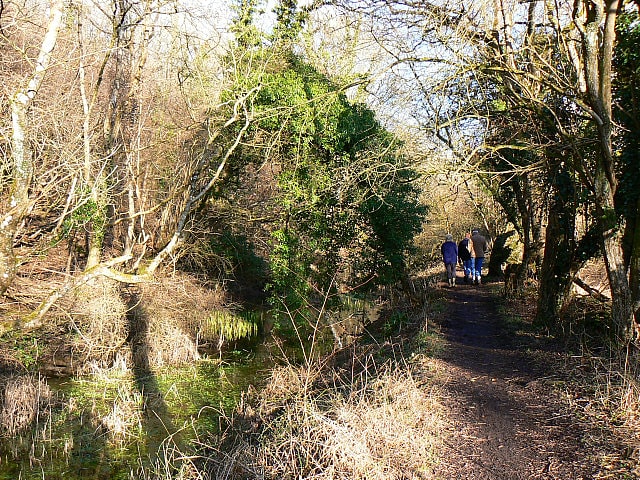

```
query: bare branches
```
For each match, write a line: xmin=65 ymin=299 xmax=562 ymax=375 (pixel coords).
xmin=1 ymin=0 xmax=65 ymax=296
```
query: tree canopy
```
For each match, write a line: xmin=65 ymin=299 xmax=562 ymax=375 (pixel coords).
xmin=1 ymin=0 xmax=640 ymax=342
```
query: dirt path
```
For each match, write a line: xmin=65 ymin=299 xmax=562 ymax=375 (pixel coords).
xmin=429 ymin=278 xmax=603 ymax=479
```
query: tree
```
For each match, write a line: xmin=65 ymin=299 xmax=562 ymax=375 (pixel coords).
xmin=0 ymin=0 xmax=264 ymax=326
xmin=569 ymin=0 xmax=637 ymax=337
xmin=611 ymin=8 xmax=640 ymax=335
xmin=323 ymin=0 xmax=640 ymax=337
xmin=214 ymin=0 xmax=426 ymax=314
xmin=1 ymin=0 xmax=65 ymax=296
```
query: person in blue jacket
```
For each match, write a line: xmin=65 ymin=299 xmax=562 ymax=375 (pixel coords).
xmin=441 ymin=234 xmax=458 ymax=288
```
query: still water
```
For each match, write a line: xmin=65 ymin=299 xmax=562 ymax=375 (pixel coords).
xmin=0 ymin=333 xmax=329 ymax=480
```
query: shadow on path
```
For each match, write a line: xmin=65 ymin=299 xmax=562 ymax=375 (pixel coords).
xmin=431 ymin=277 xmax=599 ymax=479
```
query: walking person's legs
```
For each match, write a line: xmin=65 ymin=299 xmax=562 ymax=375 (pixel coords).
xmin=445 ymin=262 xmax=456 ymax=287
xmin=469 ymin=258 xmax=476 ymax=283
xmin=463 ymin=259 xmax=472 ymax=283
xmin=475 ymin=257 xmax=484 ymax=284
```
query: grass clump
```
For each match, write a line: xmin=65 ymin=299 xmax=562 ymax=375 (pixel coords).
xmin=71 ymin=278 xmax=129 ymax=369
xmin=204 ymin=351 xmax=445 ymax=479
xmin=0 ymin=374 xmax=51 ymax=437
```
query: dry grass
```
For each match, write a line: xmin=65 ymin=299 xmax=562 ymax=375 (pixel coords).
xmin=0 ymin=243 xmax=79 ymax=328
xmin=133 ymin=321 xmax=200 ymax=368
xmin=51 ymin=272 xmax=231 ymax=373
xmin=132 ymin=273 xmax=230 ymax=366
xmin=5 ymin=266 xmax=233 ymax=373
xmin=98 ymin=383 xmax=144 ymax=447
xmin=503 ymin=286 xmax=640 ymax=476
xmin=573 ymin=258 xmax=611 ymax=299
xmin=70 ymin=277 xmax=129 ymax=370
xmin=560 ymin=351 xmax=640 ymax=477
xmin=138 ymin=273 xmax=228 ymax=335
xmin=0 ymin=374 xmax=51 ymax=437
xmin=206 ymin=353 xmax=445 ymax=480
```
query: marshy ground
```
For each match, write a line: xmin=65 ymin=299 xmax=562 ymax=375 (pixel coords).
xmin=1 ymin=272 xmax=639 ymax=479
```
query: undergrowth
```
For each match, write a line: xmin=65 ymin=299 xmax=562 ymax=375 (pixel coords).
xmin=187 ymin=273 xmax=448 ymax=479
xmin=0 ymin=269 xmax=449 ymax=479
xmin=502 ymin=286 xmax=640 ymax=477
xmin=200 ymin=352 xmax=445 ymax=479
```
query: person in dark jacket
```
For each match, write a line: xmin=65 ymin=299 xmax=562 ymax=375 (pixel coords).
xmin=458 ymin=232 xmax=474 ymax=284
xmin=441 ymin=233 xmax=458 ymax=288
xmin=470 ymin=228 xmax=489 ymax=285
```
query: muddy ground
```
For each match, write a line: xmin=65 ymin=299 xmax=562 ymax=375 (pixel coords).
xmin=426 ymin=277 xmax=638 ymax=479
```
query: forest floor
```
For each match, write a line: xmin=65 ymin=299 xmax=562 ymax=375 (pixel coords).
xmin=423 ymin=275 xmax=639 ymax=479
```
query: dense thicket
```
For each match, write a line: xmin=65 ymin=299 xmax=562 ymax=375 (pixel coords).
xmin=0 ymin=0 xmax=425 ymax=334
xmin=2 ymin=0 xmax=640 ymax=349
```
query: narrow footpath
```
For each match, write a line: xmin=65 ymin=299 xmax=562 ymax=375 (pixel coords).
xmin=427 ymin=278 xmax=618 ymax=479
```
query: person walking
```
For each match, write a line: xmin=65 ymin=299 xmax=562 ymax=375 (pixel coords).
xmin=470 ymin=228 xmax=489 ymax=284
xmin=458 ymin=232 xmax=474 ymax=284
xmin=441 ymin=234 xmax=458 ymax=288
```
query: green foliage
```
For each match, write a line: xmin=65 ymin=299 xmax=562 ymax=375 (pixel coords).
xmin=230 ymin=0 xmax=263 ymax=48
xmin=272 ymin=0 xmax=305 ymax=42
xmin=338 ymin=294 xmax=369 ymax=313
xmin=490 ymin=99 xmax=507 ymax=112
xmin=1 ymin=330 xmax=40 ymax=370
xmin=382 ymin=310 xmax=410 ymax=338
xmin=59 ymin=197 xmax=107 ymax=241
xmin=361 ymin=169 xmax=426 ymax=284
xmin=203 ymin=310 xmax=259 ymax=343
xmin=217 ymin=2 xmax=425 ymax=316
xmin=252 ymin=59 xmax=424 ymax=308
xmin=267 ymin=228 xmax=310 ymax=312
xmin=208 ymin=231 xmax=268 ymax=285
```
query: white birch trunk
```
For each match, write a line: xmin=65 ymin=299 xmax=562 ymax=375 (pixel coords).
xmin=0 ymin=0 xmax=65 ymax=295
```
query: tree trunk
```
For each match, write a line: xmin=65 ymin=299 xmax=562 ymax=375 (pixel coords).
xmin=0 ymin=0 xmax=64 ymax=295
xmin=513 ymin=174 xmax=543 ymax=287
xmin=630 ymin=192 xmax=640 ymax=335
xmin=536 ymin=166 xmax=576 ymax=327
xmin=576 ymin=0 xmax=633 ymax=337
xmin=596 ymin=178 xmax=632 ymax=336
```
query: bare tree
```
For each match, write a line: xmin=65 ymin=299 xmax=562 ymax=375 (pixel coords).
xmin=571 ymin=0 xmax=634 ymax=336
xmin=0 ymin=0 xmax=65 ymax=296
xmin=0 ymin=0 xmax=265 ymax=327
xmin=19 ymin=2 xmax=285 ymax=328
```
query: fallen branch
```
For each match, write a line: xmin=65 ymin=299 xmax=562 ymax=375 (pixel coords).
xmin=21 ymin=254 xmax=149 ymax=330
xmin=572 ymin=276 xmax=610 ymax=302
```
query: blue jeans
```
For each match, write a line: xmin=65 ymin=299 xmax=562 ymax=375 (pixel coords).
xmin=474 ymin=257 xmax=484 ymax=279
xmin=463 ymin=258 xmax=474 ymax=278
